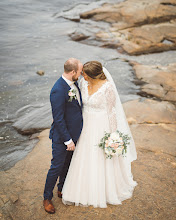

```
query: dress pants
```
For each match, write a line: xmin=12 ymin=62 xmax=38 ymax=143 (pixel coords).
xmin=44 ymin=141 xmax=73 ymax=200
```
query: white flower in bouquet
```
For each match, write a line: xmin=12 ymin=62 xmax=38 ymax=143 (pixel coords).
xmin=110 ymin=132 xmax=119 ymax=141
xmin=116 ymin=147 xmax=123 ymax=156
xmin=98 ymin=130 xmax=131 ymax=159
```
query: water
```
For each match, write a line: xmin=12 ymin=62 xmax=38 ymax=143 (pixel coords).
xmin=1 ymin=0 xmax=176 ymax=171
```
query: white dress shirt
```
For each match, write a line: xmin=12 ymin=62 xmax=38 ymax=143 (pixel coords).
xmin=62 ymin=75 xmax=81 ymax=145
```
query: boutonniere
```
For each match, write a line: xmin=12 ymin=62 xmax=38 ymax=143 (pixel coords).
xmin=68 ymin=88 xmax=77 ymax=102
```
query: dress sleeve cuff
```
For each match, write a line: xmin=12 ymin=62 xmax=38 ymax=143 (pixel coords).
xmin=64 ymin=139 xmax=73 ymax=145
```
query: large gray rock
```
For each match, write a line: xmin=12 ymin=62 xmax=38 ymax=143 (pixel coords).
xmin=13 ymin=103 xmax=52 ymax=134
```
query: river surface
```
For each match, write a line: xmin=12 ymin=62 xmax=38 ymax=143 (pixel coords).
xmin=0 ymin=0 xmax=176 ymax=171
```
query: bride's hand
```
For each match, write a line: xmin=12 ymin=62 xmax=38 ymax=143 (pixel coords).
xmin=66 ymin=141 xmax=75 ymax=151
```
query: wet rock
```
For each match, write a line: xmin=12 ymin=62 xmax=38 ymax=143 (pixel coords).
xmin=13 ymin=103 xmax=52 ymax=135
xmin=8 ymin=81 xmax=23 ymax=86
xmin=80 ymin=0 xmax=176 ymax=55
xmin=36 ymin=70 xmax=45 ymax=76
xmin=130 ymin=62 xmax=176 ymax=102
xmin=64 ymin=17 xmax=80 ymax=22
xmin=70 ymin=32 xmax=89 ymax=41
xmin=29 ymin=132 xmax=40 ymax=140
xmin=81 ymin=0 xmax=176 ymax=28
xmin=56 ymin=1 xmax=108 ymax=21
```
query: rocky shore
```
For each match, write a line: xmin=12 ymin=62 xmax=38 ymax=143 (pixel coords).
xmin=1 ymin=67 xmax=176 ymax=219
xmin=72 ymin=0 xmax=176 ymax=55
xmin=0 ymin=98 xmax=175 ymax=219
xmin=0 ymin=0 xmax=176 ymax=219
xmin=130 ymin=62 xmax=176 ymax=103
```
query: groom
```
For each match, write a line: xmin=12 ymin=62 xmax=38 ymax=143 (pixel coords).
xmin=43 ymin=58 xmax=83 ymax=214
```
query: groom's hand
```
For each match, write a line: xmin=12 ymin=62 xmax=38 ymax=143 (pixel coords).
xmin=66 ymin=141 xmax=75 ymax=151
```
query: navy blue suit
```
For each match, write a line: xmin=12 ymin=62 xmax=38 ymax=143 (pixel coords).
xmin=44 ymin=77 xmax=83 ymax=200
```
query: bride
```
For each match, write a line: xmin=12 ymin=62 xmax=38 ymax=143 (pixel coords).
xmin=62 ymin=61 xmax=137 ymax=208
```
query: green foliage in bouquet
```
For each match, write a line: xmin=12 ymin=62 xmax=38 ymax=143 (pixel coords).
xmin=98 ymin=130 xmax=131 ymax=159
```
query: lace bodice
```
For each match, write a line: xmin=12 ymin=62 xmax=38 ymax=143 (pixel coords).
xmin=79 ymin=78 xmax=117 ymax=132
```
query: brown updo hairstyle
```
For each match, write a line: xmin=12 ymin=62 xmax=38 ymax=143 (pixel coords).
xmin=83 ymin=61 xmax=106 ymax=80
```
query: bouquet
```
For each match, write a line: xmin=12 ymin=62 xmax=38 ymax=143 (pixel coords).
xmin=98 ymin=130 xmax=130 ymax=159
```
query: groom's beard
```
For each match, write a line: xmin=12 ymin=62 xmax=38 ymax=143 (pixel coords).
xmin=72 ymin=75 xmax=79 ymax=82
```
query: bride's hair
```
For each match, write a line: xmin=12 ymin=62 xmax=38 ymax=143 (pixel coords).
xmin=83 ymin=61 xmax=106 ymax=80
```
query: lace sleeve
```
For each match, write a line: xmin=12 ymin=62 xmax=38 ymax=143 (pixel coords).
xmin=105 ymin=83 xmax=117 ymax=133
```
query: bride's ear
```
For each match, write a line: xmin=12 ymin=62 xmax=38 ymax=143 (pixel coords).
xmin=83 ymin=73 xmax=89 ymax=81
xmin=85 ymin=75 xmax=89 ymax=81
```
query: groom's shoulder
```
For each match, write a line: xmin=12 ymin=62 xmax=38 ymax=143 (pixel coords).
xmin=51 ymin=77 xmax=64 ymax=91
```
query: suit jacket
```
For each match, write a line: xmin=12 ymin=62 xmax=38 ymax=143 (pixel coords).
xmin=49 ymin=77 xmax=83 ymax=144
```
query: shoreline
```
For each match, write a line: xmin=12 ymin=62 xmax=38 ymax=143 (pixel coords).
xmin=0 ymin=98 xmax=175 ymax=219
xmin=1 ymin=0 xmax=176 ymax=172
xmin=0 ymin=0 xmax=176 ymax=218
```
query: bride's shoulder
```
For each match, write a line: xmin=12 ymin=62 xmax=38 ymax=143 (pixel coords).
xmin=104 ymin=80 xmax=112 ymax=88
xmin=104 ymin=81 xmax=116 ymax=94
xmin=98 ymin=80 xmax=114 ymax=95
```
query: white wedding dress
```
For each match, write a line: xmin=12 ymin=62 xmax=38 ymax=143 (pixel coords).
xmin=62 ymin=77 xmax=137 ymax=208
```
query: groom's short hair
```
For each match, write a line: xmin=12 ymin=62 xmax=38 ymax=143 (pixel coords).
xmin=64 ymin=58 xmax=79 ymax=73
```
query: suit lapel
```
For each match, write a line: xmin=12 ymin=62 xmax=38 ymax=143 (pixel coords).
xmin=74 ymin=81 xmax=83 ymax=109
xmin=60 ymin=77 xmax=83 ymax=109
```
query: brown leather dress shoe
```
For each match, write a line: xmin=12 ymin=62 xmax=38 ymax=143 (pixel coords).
xmin=57 ymin=191 xmax=62 ymax=198
xmin=43 ymin=199 xmax=55 ymax=214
